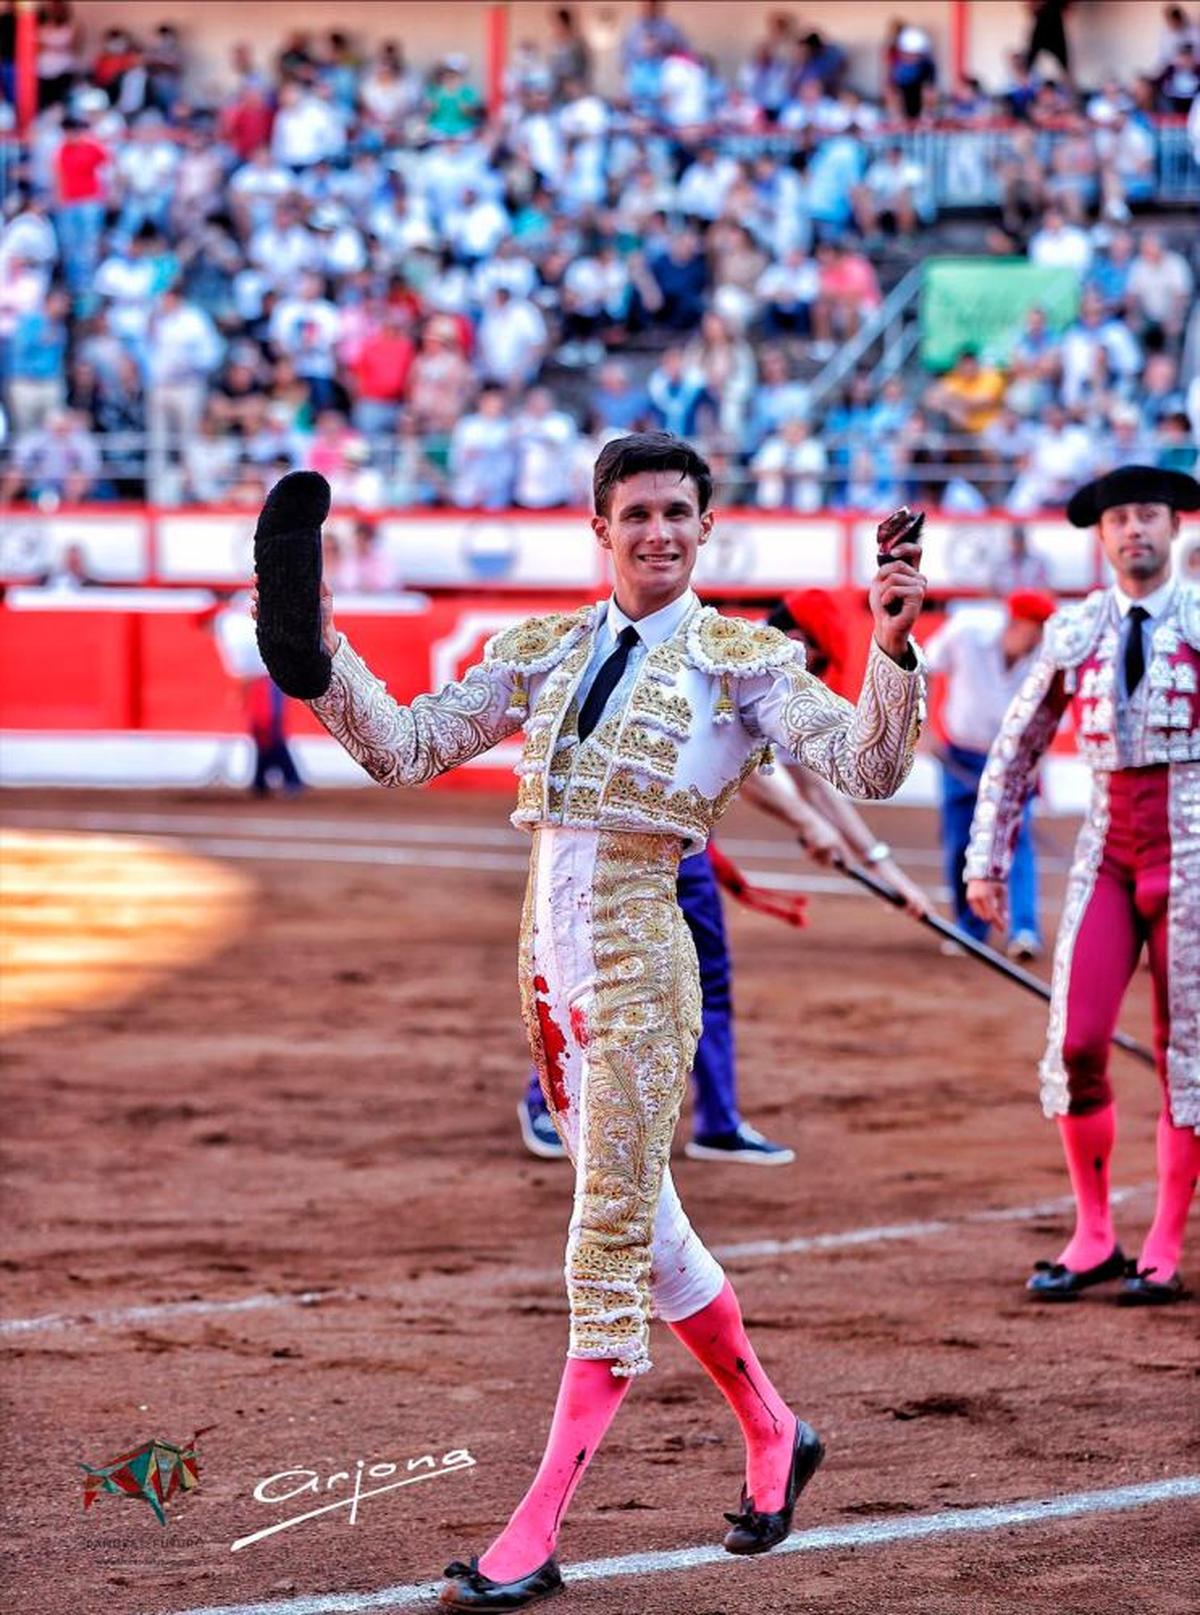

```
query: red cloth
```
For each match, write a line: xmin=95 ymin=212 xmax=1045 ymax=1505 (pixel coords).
xmin=351 ymin=332 xmax=416 ymax=402
xmin=707 ymin=841 xmax=808 ymax=929
xmin=55 ymin=136 xmax=109 ymax=204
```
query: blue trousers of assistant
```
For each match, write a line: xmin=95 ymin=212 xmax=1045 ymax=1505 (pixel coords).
xmin=940 ymin=742 xmax=1040 ymax=943
xmin=524 ymin=848 xmax=740 ymax=1138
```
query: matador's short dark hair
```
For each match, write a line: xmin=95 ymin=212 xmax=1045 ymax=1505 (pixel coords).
xmin=592 ymin=431 xmax=714 ymax=518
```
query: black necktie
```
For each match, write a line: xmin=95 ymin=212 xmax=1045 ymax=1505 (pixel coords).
xmin=577 ymin=625 xmax=640 ymax=741
xmin=1124 ymin=605 xmax=1148 ymax=696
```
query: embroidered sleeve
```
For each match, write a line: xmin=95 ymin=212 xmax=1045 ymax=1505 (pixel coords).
xmin=743 ymin=637 xmax=927 ymax=800
xmin=306 ymin=633 xmax=522 ymax=787
xmin=964 ymin=648 xmax=1070 ymax=882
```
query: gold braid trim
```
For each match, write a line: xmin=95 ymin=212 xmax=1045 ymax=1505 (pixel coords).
xmin=566 ymin=831 xmax=699 ymax=1376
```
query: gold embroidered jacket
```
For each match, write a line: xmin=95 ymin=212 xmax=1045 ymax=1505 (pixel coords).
xmin=308 ymin=598 xmax=927 ymax=854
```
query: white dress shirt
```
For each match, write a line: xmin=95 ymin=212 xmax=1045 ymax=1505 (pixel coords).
xmin=580 ymin=588 xmax=698 ymax=698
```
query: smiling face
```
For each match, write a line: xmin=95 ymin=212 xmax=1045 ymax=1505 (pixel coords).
xmin=1097 ymin=501 xmax=1178 ymax=591
xmin=591 ymin=469 xmax=713 ymax=620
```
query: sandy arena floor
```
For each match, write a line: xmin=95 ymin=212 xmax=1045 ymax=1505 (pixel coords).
xmin=1 ymin=786 xmax=1196 ymax=1615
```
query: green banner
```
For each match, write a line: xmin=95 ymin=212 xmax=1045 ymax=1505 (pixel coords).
xmin=920 ymin=258 xmax=1080 ymax=371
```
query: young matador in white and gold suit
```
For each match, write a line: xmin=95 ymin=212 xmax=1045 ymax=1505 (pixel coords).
xmin=251 ymin=433 xmax=929 ymax=1611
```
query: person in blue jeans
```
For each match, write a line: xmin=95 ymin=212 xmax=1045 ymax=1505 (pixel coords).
xmin=924 ymin=590 xmax=1057 ymax=959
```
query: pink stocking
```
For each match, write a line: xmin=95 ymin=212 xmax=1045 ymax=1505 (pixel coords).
xmin=477 ymin=1357 xmax=630 ymax=1581
xmin=1057 ymin=1104 xmax=1118 ymax=1270
xmin=1137 ymin=1111 xmax=1200 ymax=1282
xmin=667 ymin=1278 xmax=796 ymax=1511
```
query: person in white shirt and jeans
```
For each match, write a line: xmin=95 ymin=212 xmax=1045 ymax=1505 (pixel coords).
xmin=924 ymin=590 xmax=1056 ymax=958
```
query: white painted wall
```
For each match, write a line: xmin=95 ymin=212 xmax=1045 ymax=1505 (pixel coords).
xmin=62 ymin=2 xmax=1182 ymax=102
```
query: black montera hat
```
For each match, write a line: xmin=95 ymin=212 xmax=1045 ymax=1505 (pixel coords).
xmin=1066 ymin=464 xmax=1200 ymax=528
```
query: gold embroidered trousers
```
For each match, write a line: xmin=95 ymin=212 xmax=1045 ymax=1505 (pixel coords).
xmin=519 ymin=827 xmax=726 ymax=1378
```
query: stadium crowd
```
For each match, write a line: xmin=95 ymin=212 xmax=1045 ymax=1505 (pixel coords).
xmin=0 ymin=0 xmax=1197 ymax=515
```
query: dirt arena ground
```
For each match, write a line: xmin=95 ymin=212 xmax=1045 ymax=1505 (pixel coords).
xmin=2 ymin=785 xmax=1197 ymax=1615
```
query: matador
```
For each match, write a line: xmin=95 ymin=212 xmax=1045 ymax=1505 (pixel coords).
xmin=252 ymin=432 xmax=928 ymax=1610
xmin=966 ymin=465 xmax=1200 ymax=1308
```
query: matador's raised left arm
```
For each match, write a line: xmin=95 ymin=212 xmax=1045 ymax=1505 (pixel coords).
xmin=742 ymin=637 xmax=928 ymax=800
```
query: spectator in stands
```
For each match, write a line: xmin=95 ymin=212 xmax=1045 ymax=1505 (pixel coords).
xmin=272 ymin=81 xmax=346 ymax=171
xmin=1027 ymin=205 xmax=1092 ymax=273
xmin=589 ymin=359 xmax=650 ymax=434
xmin=646 ymin=345 xmax=714 ymax=439
xmin=559 ymin=240 xmax=632 ymax=361
xmin=811 ymin=239 xmax=881 ymax=354
xmin=407 ymin=316 xmax=477 ymax=436
xmin=1126 ymin=230 xmax=1194 ymax=346
xmin=35 ymin=0 xmax=82 ymax=109
xmin=750 ymin=416 xmax=827 ymax=511
xmin=53 ymin=115 xmax=110 ymax=309
xmin=249 ymin=199 xmax=319 ymax=289
xmin=1155 ymin=410 xmax=1198 ymax=472
xmin=1042 ymin=132 xmax=1098 ymax=224
xmin=3 ymin=407 xmax=100 ymax=503
xmin=477 ymin=285 xmax=547 ymax=390
xmin=113 ymin=111 xmax=178 ymax=245
xmin=676 ymin=144 xmax=739 ymax=222
xmin=1158 ymin=40 xmax=1199 ymax=112
xmin=346 ymin=304 xmax=415 ymax=438
xmin=548 ymin=9 xmax=591 ymax=90
xmin=1140 ymin=351 xmax=1188 ymax=426
xmin=184 ymin=405 xmax=241 ymax=503
xmin=851 ymin=142 xmax=931 ymax=239
xmin=682 ymin=308 xmax=757 ymax=442
xmin=1 ymin=190 xmax=58 ymax=273
xmin=1087 ymin=227 xmax=1136 ymax=308
xmin=426 ymin=57 xmax=484 ymax=137
xmin=803 ymin=130 xmax=863 ymax=241
xmin=6 ymin=287 xmax=69 ymax=434
xmin=1093 ymin=105 xmax=1156 ymax=221
xmin=755 ymin=244 xmax=818 ymax=337
xmin=145 ymin=285 xmax=224 ymax=497
xmin=359 ymin=45 xmax=420 ymax=138
xmin=1059 ymin=286 xmax=1141 ymax=409
xmin=449 ymin=385 xmax=516 ymax=508
xmin=886 ymin=26 xmax=937 ymax=121
xmin=647 ymin=226 xmax=708 ymax=331
xmin=925 ymin=348 xmax=1008 ymax=436
xmin=513 ymin=387 xmax=578 ymax=508
xmin=1008 ymin=401 xmax=1097 ymax=512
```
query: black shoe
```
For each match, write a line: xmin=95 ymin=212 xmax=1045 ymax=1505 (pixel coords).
xmin=1116 ymin=1268 xmax=1187 ymax=1307
xmin=438 ymin=1554 xmax=563 ymax=1610
xmin=1026 ymin=1245 xmax=1127 ymax=1301
xmin=684 ymin=1123 xmax=795 ymax=1167
xmin=722 ymin=1417 xmax=824 ymax=1556
xmin=253 ymin=470 xmax=333 ymax=699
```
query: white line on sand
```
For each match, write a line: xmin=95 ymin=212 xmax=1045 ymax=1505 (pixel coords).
xmin=158 ymin=1474 xmax=1200 ymax=1615
xmin=0 ymin=804 xmax=1074 ymax=872
xmin=0 ymin=1188 xmax=1146 ymax=1338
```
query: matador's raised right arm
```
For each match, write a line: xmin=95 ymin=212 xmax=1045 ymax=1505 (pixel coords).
xmin=964 ymin=648 xmax=1071 ymax=882
xmin=306 ymin=633 xmax=525 ymax=787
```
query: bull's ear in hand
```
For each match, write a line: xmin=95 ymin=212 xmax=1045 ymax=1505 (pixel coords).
xmin=253 ymin=471 xmax=334 ymax=699
xmin=875 ymin=506 xmax=925 ymax=559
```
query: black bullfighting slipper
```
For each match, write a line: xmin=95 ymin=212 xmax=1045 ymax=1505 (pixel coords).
xmin=1116 ymin=1268 xmax=1187 ymax=1306
xmin=438 ymin=1553 xmax=564 ymax=1610
xmin=722 ymin=1416 xmax=825 ymax=1556
xmin=1025 ymin=1245 xmax=1127 ymax=1301
xmin=252 ymin=470 xmax=333 ymax=699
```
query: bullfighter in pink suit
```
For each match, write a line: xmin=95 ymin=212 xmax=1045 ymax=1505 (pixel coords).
xmin=966 ymin=465 xmax=1200 ymax=1306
